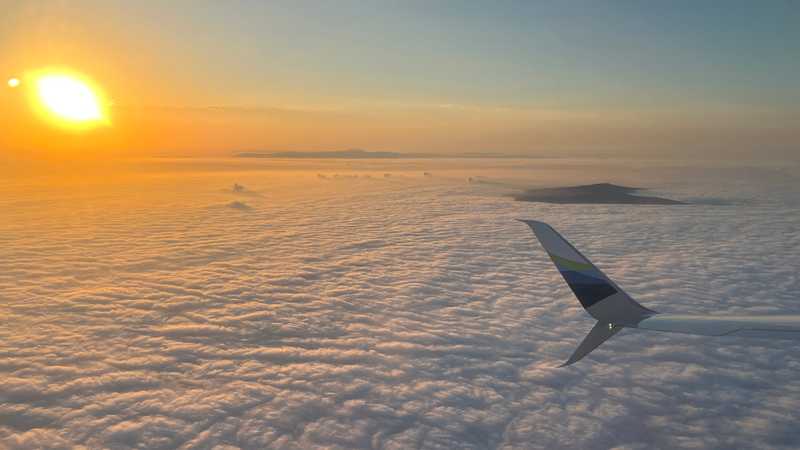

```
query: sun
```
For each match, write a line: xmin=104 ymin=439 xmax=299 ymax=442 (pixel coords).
xmin=33 ymin=73 xmax=106 ymax=125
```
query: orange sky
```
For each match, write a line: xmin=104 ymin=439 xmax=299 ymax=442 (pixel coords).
xmin=2 ymin=1 xmax=798 ymax=160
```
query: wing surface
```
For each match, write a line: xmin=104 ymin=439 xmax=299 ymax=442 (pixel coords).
xmin=636 ymin=315 xmax=800 ymax=339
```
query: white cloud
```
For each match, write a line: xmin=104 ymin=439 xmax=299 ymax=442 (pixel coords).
xmin=1 ymin=160 xmax=799 ymax=448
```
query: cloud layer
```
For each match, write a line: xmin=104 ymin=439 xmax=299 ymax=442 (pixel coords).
xmin=1 ymin=159 xmax=799 ymax=449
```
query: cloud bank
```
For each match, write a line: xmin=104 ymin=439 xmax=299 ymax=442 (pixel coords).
xmin=1 ymin=160 xmax=799 ymax=449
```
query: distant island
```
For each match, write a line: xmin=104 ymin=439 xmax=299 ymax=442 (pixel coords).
xmin=236 ymin=149 xmax=422 ymax=159
xmin=235 ymin=149 xmax=543 ymax=159
xmin=513 ymin=183 xmax=686 ymax=205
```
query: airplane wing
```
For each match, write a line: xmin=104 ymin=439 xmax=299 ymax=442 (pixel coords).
xmin=636 ymin=314 xmax=800 ymax=339
xmin=520 ymin=220 xmax=800 ymax=365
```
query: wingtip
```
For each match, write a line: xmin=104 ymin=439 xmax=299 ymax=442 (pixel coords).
xmin=559 ymin=354 xmax=581 ymax=367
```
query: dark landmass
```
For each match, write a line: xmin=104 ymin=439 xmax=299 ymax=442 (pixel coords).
xmin=513 ymin=183 xmax=686 ymax=205
xmin=235 ymin=149 xmax=546 ymax=159
xmin=236 ymin=149 xmax=425 ymax=159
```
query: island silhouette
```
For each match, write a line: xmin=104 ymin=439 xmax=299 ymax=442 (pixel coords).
xmin=513 ymin=183 xmax=685 ymax=205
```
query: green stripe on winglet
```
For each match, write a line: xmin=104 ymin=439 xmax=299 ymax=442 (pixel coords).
xmin=548 ymin=253 xmax=594 ymax=271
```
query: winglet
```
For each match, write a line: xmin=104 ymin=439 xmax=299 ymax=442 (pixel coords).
xmin=561 ymin=321 xmax=622 ymax=366
xmin=519 ymin=220 xmax=656 ymax=325
xmin=519 ymin=220 xmax=657 ymax=365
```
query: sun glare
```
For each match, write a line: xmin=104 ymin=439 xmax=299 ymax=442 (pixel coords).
xmin=34 ymin=73 xmax=105 ymax=124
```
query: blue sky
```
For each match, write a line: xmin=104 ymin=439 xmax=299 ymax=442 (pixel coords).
xmin=157 ymin=0 xmax=800 ymax=110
